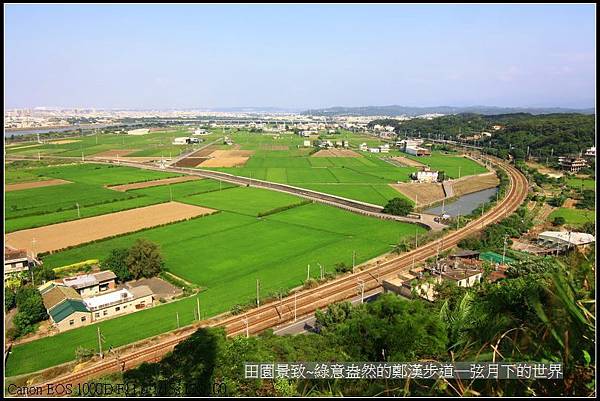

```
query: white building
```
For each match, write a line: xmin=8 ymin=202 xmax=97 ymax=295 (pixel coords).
xmin=303 ymin=140 xmax=311 ymax=147
xmin=405 ymin=145 xmax=431 ymax=156
xmin=413 ymin=169 xmax=439 ymax=183
xmin=359 ymin=143 xmax=368 ymax=151
xmin=585 ymin=146 xmax=596 ymax=157
xmin=379 ymin=144 xmax=390 ymax=153
xmin=127 ymin=128 xmax=150 ymax=136
xmin=369 ymin=147 xmax=380 ymax=153
xmin=193 ymin=129 xmax=209 ymax=136
xmin=173 ymin=137 xmax=190 ymax=145
xmin=538 ymin=231 xmax=595 ymax=248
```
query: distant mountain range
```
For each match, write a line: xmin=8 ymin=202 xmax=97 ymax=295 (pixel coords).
xmin=300 ymin=105 xmax=595 ymax=116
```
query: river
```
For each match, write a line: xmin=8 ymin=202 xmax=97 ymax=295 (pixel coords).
xmin=424 ymin=187 xmax=498 ymax=217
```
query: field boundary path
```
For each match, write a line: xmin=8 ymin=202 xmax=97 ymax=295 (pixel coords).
xmin=6 ymin=155 xmax=529 ymax=395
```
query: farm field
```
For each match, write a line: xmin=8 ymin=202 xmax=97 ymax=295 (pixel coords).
xmin=5 ymin=187 xmax=426 ymax=377
xmin=5 ymin=178 xmax=71 ymax=192
xmin=5 ymin=127 xmax=222 ymax=159
xmin=548 ymin=207 xmax=595 ymax=225
xmin=402 ymin=151 xmax=488 ymax=179
xmin=566 ymin=177 xmax=596 ymax=191
xmin=5 ymin=202 xmax=216 ymax=254
xmin=4 ymin=163 xmax=182 ymax=228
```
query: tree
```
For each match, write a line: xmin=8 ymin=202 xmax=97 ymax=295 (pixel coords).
xmin=103 ymin=248 xmax=132 ymax=282
xmin=552 ymin=216 xmax=566 ymax=226
xmin=5 ymin=290 xmax=16 ymax=311
xmin=382 ymin=197 xmax=414 ymax=216
xmin=126 ymin=239 xmax=165 ymax=280
xmin=33 ymin=265 xmax=56 ymax=284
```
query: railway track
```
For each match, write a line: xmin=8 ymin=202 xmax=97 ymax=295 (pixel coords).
xmin=10 ymin=155 xmax=528 ymax=397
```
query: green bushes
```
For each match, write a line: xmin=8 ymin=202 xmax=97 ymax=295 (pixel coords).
xmin=256 ymin=200 xmax=312 ymax=217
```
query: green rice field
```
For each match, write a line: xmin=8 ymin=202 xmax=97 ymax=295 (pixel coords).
xmin=5 ymin=187 xmax=425 ymax=377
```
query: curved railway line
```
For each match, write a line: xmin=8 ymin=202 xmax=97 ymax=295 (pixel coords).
xmin=10 ymin=155 xmax=528 ymax=397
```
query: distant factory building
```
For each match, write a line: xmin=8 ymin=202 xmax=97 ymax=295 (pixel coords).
xmin=359 ymin=143 xmax=368 ymax=151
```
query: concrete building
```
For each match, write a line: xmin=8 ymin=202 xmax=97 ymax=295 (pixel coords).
xmin=412 ymin=167 xmax=439 ymax=183
xmin=127 ymin=128 xmax=150 ymax=136
xmin=359 ymin=143 xmax=368 ymax=151
xmin=405 ymin=145 xmax=431 ymax=157
xmin=193 ymin=129 xmax=209 ymax=136
xmin=4 ymin=247 xmax=35 ymax=281
xmin=538 ymin=231 xmax=595 ymax=249
xmin=558 ymin=156 xmax=588 ymax=173
xmin=173 ymin=137 xmax=190 ymax=145
xmin=61 ymin=271 xmax=117 ymax=298
xmin=303 ymin=140 xmax=311 ymax=147
xmin=378 ymin=144 xmax=390 ymax=153
xmin=85 ymin=286 xmax=154 ymax=322
xmin=369 ymin=147 xmax=380 ymax=153
xmin=584 ymin=146 xmax=595 ymax=157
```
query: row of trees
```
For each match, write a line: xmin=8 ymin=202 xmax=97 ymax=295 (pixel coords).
xmin=369 ymin=113 xmax=595 ymax=160
xmin=102 ymin=239 xmax=165 ymax=282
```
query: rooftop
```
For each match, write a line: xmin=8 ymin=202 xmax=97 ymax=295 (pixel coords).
xmin=42 ymin=285 xmax=82 ymax=311
xmin=62 ymin=270 xmax=117 ymax=290
xmin=539 ymin=231 xmax=595 ymax=246
xmin=49 ymin=299 xmax=89 ymax=323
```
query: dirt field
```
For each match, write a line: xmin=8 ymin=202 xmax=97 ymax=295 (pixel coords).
xmin=5 ymin=202 xmax=216 ymax=254
xmin=391 ymin=156 xmax=427 ymax=168
xmin=5 ymin=179 xmax=71 ymax=192
xmin=107 ymin=176 xmax=203 ymax=192
xmin=91 ymin=149 xmax=140 ymax=158
xmin=197 ymin=150 xmax=254 ymax=167
xmin=198 ymin=157 xmax=249 ymax=167
xmin=389 ymin=182 xmax=446 ymax=206
xmin=312 ymin=149 xmax=361 ymax=158
xmin=48 ymin=140 xmax=80 ymax=145
xmin=525 ymin=161 xmax=563 ymax=178
xmin=451 ymin=173 xmax=500 ymax=197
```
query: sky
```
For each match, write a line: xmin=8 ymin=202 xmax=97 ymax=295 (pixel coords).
xmin=4 ymin=4 xmax=596 ymax=110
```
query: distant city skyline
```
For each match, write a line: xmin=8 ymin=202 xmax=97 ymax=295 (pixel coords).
xmin=5 ymin=4 xmax=596 ymax=109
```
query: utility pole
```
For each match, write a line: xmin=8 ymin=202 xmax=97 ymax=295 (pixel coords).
xmin=197 ymin=298 xmax=201 ymax=321
xmin=352 ymin=251 xmax=356 ymax=272
xmin=358 ymin=280 xmax=365 ymax=304
xmin=76 ymin=202 xmax=80 ymax=218
xmin=256 ymin=279 xmax=260 ymax=307
xmin=415 ymin=229 xmax=418 ymax=248
xmin=243 ymin=316 xmax=249 ymax=338
xmin=502 ymin=235 xmax=509 ymax=264
xmin=458 ymin=166 xmax=461 ymax=179
xmin=307 ymin=264 xmax=310 ymax=281
xmin=97 ymin=327 xmax=103 ymax=358
xmin=318 ymin=263 xmax=323 ymax=280
xmin=294 ymin=292 xmax=297 ymax=322
xmin=176 ymin=312 xmax=180 ymax=328
xmin=32 ymin=237 xmax=37 ymax=259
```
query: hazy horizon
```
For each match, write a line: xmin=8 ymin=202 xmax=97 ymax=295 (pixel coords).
xmin=5 ymin=4 xmax=596 ymax=110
